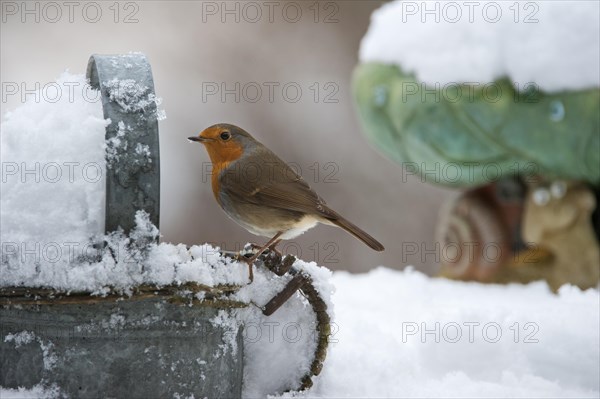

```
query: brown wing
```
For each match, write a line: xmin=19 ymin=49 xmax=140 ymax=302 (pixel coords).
xmin=220 ymin=146 xmax=337 ymax=219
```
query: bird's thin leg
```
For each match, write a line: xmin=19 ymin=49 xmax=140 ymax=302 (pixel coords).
xmin=243 ymin=232 xmax=283 ymax=282
xmin=268 ymin=239 xmax=282 ymax=253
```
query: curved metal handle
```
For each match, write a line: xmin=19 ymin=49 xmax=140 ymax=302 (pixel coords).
xmin=86 ymin=53 xmax=160 ymax=235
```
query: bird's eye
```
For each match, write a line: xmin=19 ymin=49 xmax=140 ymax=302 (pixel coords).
xmin=220 ymin=131 xmax=231 ymax=141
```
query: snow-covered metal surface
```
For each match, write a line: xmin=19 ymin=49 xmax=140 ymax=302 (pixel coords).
xmin=0 ymin=297 xmax=243 ymax=398
xmin=1 ymin=54 xmax=246 ymax=398
xmin=86 ymin=53 xmax=161 ymax=235
xmin=0 ymin=211 xmax=334 ymax=397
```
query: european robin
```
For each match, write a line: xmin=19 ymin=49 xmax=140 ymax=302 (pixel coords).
xmin=188 ymin=123 xmax=384 ymax=281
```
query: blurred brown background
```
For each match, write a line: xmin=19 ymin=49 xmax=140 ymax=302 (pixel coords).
xmin=1 ymin=0 xmax=455 ymax=274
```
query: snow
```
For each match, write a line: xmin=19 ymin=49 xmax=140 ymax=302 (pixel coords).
xmin=359 ymin=1 xmax=600 ymax=92
xmin=105 ymin=120 xmax=128 ymax=166
xmin=3 ymin=331 xmax=35 ymax=348
xmin=3 ymin=265 xmax=597 ymax=398
xmin=292 ymin=268 xmax=600 ymax=398
xmin=0 ymin=385 xmax=60 ymax=399
xmin=3 ymin=331 xmax=57 ymax=371
xmin=237 ymin=260 xmax=334 ymax=397
xmin=0 ymin=71 xmax=165 ymax=274
xmin=0 ymin=210 xmax=248 ymax=293
xmin=104 ymin=77 xmax=165 ymax=120
xmin=1 ymin=72 xmax=108 ymax=272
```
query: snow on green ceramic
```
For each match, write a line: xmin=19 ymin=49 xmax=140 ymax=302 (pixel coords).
xmin=352 ymin=63 xmax=600 ymax=187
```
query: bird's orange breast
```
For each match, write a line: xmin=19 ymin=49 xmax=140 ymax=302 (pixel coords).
xmin=206 ymin=144 xmax=244 ymax=204
xmin=211 ymin=162 xmax=227 ymax=203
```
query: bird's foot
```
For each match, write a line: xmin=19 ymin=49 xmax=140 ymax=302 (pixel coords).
xmin=236 ymin=244 xmax=259 ymax=262
xmin=239 ymin=243 xmax=281 ymax=262
xmin=236 ymin=238 xmax=288 ymax=282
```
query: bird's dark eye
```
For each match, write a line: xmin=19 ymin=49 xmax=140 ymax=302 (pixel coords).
xmin=220 ymin=131 xmax=231 ymax=141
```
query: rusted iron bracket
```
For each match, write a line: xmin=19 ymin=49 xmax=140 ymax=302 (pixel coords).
xmin=228 ymin=248 xmax=332 ymax=390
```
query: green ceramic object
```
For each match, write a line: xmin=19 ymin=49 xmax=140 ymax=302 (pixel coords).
xmin=352 ymin=63 xmax=600 ymax=187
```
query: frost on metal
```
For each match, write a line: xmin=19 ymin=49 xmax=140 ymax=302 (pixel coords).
xmin=104 ymin=77 xmax=166 ymax=120
xmin=86 ymin=53 xmax=161 ymax=235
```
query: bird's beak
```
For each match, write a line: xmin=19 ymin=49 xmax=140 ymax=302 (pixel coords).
xmin=188 ymin=136 xmax=211 ymax=143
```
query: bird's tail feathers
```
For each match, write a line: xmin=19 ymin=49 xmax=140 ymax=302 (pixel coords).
xmin=329 ymin=215 xmax=384 ymax=251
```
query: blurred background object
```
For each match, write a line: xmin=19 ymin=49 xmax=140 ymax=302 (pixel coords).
xmin=1 ymin=1 xmax=453 ymax=275
xmin=353 ymin=1 xmax=600 ymax=289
